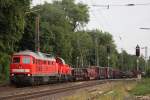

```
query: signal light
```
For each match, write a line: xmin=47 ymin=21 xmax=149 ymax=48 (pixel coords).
xmin=136 ymin=45 xmax=140 ymax=57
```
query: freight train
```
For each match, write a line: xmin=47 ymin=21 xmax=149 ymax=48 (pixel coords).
xmin=10 ymin=50 xmax=137 ymax=85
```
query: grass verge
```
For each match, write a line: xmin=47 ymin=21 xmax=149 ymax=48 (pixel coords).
xmin=62 ymin=81 xmax=136 ymax=100
xmin=130 ymin=78 xmax=150 ymax=96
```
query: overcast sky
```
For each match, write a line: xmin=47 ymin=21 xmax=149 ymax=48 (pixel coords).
xmin=32 ymin=0 xmax=150 ymax=57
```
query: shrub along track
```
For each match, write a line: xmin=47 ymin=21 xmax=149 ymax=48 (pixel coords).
xmin=0 ymin=79 xmax=135 ymax=100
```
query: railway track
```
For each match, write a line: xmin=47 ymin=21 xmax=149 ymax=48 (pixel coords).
xmin=0 ymin=80 xmax=107 ymax=100
xmin=0 ymin=79 xmax=135 ymax=100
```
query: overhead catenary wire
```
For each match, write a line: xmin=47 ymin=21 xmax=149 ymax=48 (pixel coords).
xmin=89 ymin=2 xmax=150 ymax=8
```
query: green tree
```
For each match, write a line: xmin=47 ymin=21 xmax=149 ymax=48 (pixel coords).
xmin=71 ymin=31 xmax=93 ymax=67
xmin=0 ymin=0 xmax=31 ymax=80
xmin=20 ymin=1 xmax=89 ymax=64
xmin=87 ymin=30 xmax=117 ymax=67
xmin=19 ymin=13 xmax=36 ymax=51
xmin=53 ymin=0 xmax=89 ymax=31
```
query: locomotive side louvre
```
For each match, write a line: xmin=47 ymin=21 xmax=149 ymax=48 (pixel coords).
xmin=34 ymin=58 xmax=58 ymax=76
xmin=33 ymin=57 xmax=59 ymax=84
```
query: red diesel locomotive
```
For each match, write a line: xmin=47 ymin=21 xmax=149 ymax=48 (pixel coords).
xmin=10 ymin=50 xmax=72 ymax=85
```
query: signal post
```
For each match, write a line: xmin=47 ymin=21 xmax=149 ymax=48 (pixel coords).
xmin=136 ymin=45 xmax=141 ymax=80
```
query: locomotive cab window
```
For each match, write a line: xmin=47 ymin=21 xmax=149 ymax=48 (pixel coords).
xmin=22 ymin=56 xmax=30 ymax=64
xmin=13 ymin=57 xmax=20 ymax=63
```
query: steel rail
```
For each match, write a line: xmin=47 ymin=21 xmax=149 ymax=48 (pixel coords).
xmin=0 ymin=79 xmax=135 ymax=100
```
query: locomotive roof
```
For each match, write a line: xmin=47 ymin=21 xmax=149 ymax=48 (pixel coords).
xmin=13 ymin=50 xmax=56 ymax=61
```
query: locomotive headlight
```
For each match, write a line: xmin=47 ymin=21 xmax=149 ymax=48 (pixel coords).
xmin=11 ymin=74 xmax=14 ymax=76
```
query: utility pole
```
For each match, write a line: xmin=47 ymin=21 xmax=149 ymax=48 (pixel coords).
xmin=95 ymin=36 xmax=99 ymax=66
xmin=136 ymin=58 xmax=139 ymax=72
xmin=107 ymin=56 xmax=110 ymax=67
xmin=25 ymin=9 xmax=41 ymax=52
xmin=119 ymin=36 xmax=124 ymax=70
xmin=35 ymin=15 xmax=40 ymax=52
xmin=121 ymin=48 xmax=123 ymax=70
xmin=107 ymin=45 xmax=110 ymax=67
xmin=136 ymin=45 xmax=141 ymax=79
xmin=139 ymin=27 xmax=150 ymax=72
xmin=141 ymin=46 xmax=148 ymax=72
xmin=76 ymin=56 xmax=79 ymax=68
xmin=145 ymin=46 xmax=148 ymax=71
xmin=77 ymin=37 xmax=80 ymax=68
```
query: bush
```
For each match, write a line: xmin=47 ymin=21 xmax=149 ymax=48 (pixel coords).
xmin=0 ymin=53 xmax=10 ymax=82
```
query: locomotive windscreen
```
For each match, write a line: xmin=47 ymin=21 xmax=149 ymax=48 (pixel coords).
xmin=12 ymin=57 xmax=20 ymax=63
xmin=22 ymin=56 xmax=30 ymax=64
